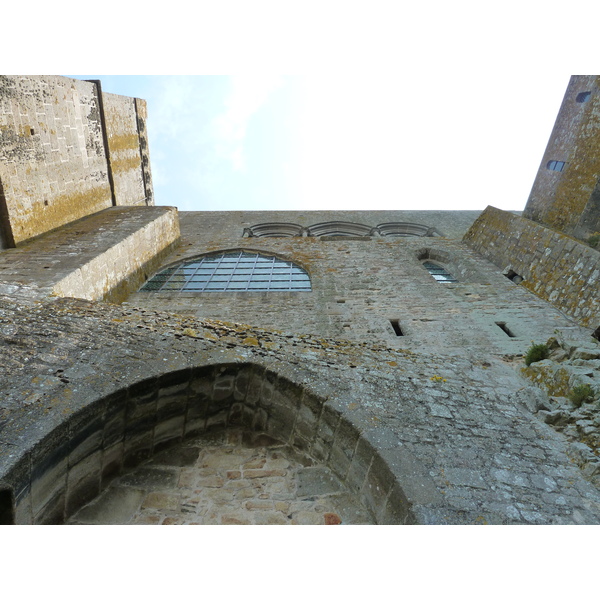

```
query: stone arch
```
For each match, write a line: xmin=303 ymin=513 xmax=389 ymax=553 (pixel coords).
xmin=4 ymin=363 xmax=415 ymax=525
xmin=416 ymin=248 xmax=459 ymax=281
xmin=242 ymin=223 xmax=305 ymax=237
xmin=376 ymin=222 xmax=441 ymax=237
xmin=306 ymin=221 xmax=374 ymax=237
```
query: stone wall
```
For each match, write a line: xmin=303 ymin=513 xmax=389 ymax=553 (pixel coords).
xmin=102 ymin=91 xmax=148 ymax=207
xmin=2 ymin=295 xmax=600 ymax=524
xmin=127 ymin=210 xmax=580 ymax=356
xmin=5 ymin=362 xmax=411 ymax=525
xmin=0 ymin=76 xmax=112 ymax=245
xmin=463 ymin=206 xmax=600 ymax=330
xmin=135 ymin=99 xmax=153 ymax=206
xmin=0 ymin=76 xmax=154 ymax=248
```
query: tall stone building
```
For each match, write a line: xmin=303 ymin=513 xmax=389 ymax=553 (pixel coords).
xmin=524 ymin=75 xmax=600 ymax=242
xmin=1 ymin=75 xmax=600 ymax=525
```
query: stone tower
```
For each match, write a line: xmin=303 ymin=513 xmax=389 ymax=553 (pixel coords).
xmin=524 ymin=75 xmax=600 ymax=242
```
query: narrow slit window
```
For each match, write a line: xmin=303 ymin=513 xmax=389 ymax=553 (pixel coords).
xmin=390 ymin=319 xmax=404 ymax=336
xmin=423 ymin=261 xmax=457 ymax=283
xmin=592 ymin=326 xmax=600 ymax=341
xmin=496 ymin=322 xmax=516 ymax=338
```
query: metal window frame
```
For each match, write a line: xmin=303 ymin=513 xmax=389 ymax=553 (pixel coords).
xmin=423 ymin=261 xmax=457 ymax=283
xmin=140 ymin=251 xmax=311 ymax=292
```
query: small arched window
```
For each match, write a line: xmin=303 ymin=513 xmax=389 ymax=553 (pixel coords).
xmin=547 ymin=160 xmax=566 ymax=172
xmin=423 ymin=261 xmax=457 ymax=283
xmin=140 ymin=251 xmax=311 ymax=292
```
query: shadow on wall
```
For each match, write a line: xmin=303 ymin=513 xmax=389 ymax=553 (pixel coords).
xmin=2 ymin=363 xmax=415 ymax=525
xmin=0 ymin=177 xmax=15 ymax=249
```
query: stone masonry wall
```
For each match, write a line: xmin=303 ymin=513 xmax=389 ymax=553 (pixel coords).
xmin=0 ymin=76 xmax=154 ymax=248
xmin=134 ymin=99 xmax=153 ymax=206
xmin=463 ymin=206 xmax=600 ymax=329
xmin=0 ymin=76 xmax=112 ymax=245
xmin=102 ymin=92 xmax=148 ymax=207
xmin=3 ymin=295 xmax=600 ymax=524
xmin=127 ymin=210 xmax=581 ymax=357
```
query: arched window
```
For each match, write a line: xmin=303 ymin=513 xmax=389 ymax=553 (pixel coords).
xmin=140 ymin=251 xmax=311 ymax=292
xmin=423 ymin=261 xmax=457 ymax=283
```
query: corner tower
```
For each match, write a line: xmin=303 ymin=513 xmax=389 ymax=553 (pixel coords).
xmin=523 ymin=75 xmax=600 ymax=241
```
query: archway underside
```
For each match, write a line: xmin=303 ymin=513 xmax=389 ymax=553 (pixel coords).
xmin=68 ymin=427 xmax=375 ymax=525
xmin=9 ymin=363 xmax=410 ymax=525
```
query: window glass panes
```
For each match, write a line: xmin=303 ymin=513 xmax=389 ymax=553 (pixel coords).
xmin=547 ymin=160 xmax=566 ymax=172
xmin=423 ymin=261 xmax=457 ymax=283
xmin=140 ymin=251 xmax=312 ymax=292
xmin=576 ymin=91 xmax=591 ymax=103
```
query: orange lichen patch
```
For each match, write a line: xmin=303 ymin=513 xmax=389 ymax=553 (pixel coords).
xmin=242 ymin=337 xmax=260 ymax=346
xmin=324 ymin=513 xmax=342 ymax=525
xmin=11 ymin=184 xmax=112 ymax=245
xmin=109 ymin=154 xmax=142 ymax=175
xmin=107 ymin=133 xmax=141 ymax=152
xmin=520 ymin=363 xmax=571 ymax=397
xmin=545 ymin=100 xmax=600 ymax=235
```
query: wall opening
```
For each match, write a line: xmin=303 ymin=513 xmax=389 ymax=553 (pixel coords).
xmin=390 ymin=320 xmax=404 ymax=336
xmin=504 ymin=269 xmax=524 ymax=284
xmin=547 ymin=160 xmax=566 ymax=172
xmin=593 ymin=326 xmax=600 ymax=341
xmin=496 ymin=322 xmax=516 ymax=338
xmin=576 ymin=91 xmax=591 ymax=103
xmin=0 ymin=487 xmax=15 ymax=525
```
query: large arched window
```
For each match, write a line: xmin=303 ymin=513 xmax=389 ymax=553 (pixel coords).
xmin=140 ymin=251 xmax=311 ymax=292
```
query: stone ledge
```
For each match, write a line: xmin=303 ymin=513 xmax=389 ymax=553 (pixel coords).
xmin=0 ymin=206 xmax=180 ymax=302
xmin=463 ymin=206 xmax=600 ymax=328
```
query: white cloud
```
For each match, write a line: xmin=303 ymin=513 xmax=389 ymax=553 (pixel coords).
xmin=211 ymin=75 xmax=285 ymax=171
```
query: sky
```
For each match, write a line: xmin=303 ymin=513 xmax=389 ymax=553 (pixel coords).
xmin=68 ymin=72 xmax=570 ymax=213
xmin=8 ymin=2 xmax=600 ymax=215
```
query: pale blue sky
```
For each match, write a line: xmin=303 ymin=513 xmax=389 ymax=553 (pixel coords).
xmin=71 ymin=73 xmax=570 ymax=213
